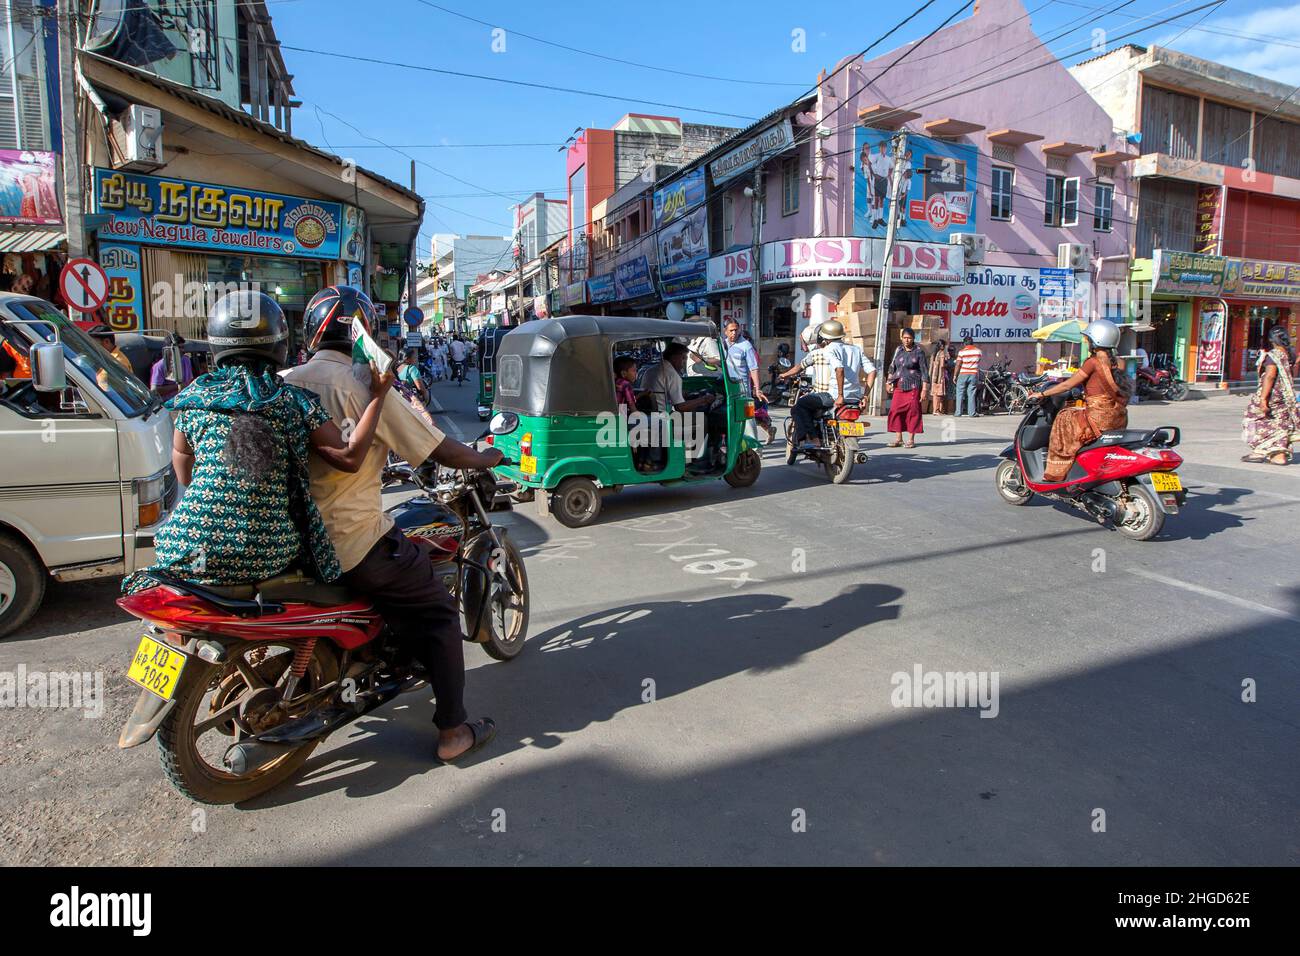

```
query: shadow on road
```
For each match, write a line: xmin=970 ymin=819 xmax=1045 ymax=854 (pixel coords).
xmin=246 ymin=582 xmax=904 ymax=809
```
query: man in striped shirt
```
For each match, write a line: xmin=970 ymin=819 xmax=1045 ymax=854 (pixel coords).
xmin=953 ymin=336 xmax=983 ymax=417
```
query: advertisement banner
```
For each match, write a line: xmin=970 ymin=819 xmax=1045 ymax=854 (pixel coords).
xmin=706 ymin=237 xmax=963 ymax=292
xmin=341 ymin=205 xmax=367 ymax=264
xmin=614 ymin=256 xmax=654 ymax=300
xmin=0 ymin=149 xmax=61 ymax=225
xmin=587 ymin=273 xmax=617 ymax=304
xmin=709 ymin=119 xmax=795 ymax=187
xmin=853 ymin=128 xmax=978 ymax=242
xmin=1197 ymin=299 xmax=1226 ymax=375
xmin=1151 ymin=249 xmax=1226 ymax=296
xmin=562 ymin=281 xmax=587 ymax=307
xmin=1195 ymin=185 xmax=1224 ymax=256
xmin=653 ymin=169 xmax=706 ymax=228
xmin=657 ymin=205 xmax=709 ymax=299
xmin=98 ymin=242 xmax=144 ymax=332
xmin=94 ymin=168 xmax=344 ymax=259
xmin=1221 ymin=257 xmax=1300 ymax=300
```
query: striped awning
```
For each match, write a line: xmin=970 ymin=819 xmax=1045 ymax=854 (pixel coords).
xmin=0 ymin=228 xmax=66 ymax=253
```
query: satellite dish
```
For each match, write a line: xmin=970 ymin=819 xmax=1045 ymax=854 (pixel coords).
xmin=665 ymin=302 xmax=686 ymax=322
xmin=85 ymin=0 xmax=126 ymax=51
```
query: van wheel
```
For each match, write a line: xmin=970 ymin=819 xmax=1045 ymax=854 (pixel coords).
xmin=551 ymin=477 xmax=602 ymax=528
xmin=995 ymin=459 xmax=1033 ymax=505
xmin=724 ymin=449 xmax=761 ymax=488
xmin=0 ymin=533 xmax=44 ymax=640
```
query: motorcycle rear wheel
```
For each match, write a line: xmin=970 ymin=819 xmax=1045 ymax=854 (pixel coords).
xmin=1115 ymin=484 xmax=1164 ymax=541
xmin=824 ymin=434 xmax=854 ymax=484
xmin=156 ymin=641 xmax=338 ymax=805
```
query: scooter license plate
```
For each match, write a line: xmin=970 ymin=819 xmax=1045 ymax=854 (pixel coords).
xmin=837 ymin=422 xmax=866 ymax=437
xmin=1150 ymin=472 xmax=1182 ymax=492
xmin=519 ymin=455 xmax=537 ymax=475
xmin=127 ymin=635 xmax=187 ymax=702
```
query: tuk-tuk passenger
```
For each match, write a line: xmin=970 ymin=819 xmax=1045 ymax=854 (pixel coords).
xmin=644 ymin=342 xmax=715 ymax=416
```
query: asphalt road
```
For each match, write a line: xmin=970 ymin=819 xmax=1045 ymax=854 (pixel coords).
xmin=1 ymin=374 xmax=1296 ymax=866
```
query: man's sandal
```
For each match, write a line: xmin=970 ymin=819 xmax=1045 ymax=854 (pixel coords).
xmin=438 ymin=717 xmax=497 ymax=764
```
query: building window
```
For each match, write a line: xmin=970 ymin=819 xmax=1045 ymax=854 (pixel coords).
xmin=1093 ymin=183 xmax=1114 ymax=232
xmin=0 ymin=0 xmax=51 ymax=150
xmin=782 ymin=159 xmax=799 ymax=216
xmin=1045 ymin=175 xmax=1079 ymax=227
xmin=991 ymin=166 xmax=1014 ymax=221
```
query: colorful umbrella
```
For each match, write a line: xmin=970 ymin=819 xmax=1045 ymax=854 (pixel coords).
xmin=1031 ymin=319 xmax=1088 ymax=343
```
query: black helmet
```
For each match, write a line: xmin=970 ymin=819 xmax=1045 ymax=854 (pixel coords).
xmin=207 ymin=291 xmax=289 ymax=368
xmin=1268 ymin=325 xmax=1292 ymax=350
xmin=304 ymin=284 xmax=375 ymax=353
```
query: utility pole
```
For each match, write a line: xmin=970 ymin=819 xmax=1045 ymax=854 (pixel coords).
xmin=408 ymin=161 xmax=418 ymax=343
xmin=514 ymin=239 xmax=525 ymax=326
xmin=870 ymin=131 xmax=909 ymax=417
xmin=56 ymin=0 xmax=85 ymax=261
xmin=748 ymin=163 xmax=764 ymax=364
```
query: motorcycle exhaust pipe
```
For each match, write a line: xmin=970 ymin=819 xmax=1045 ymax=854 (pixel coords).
xmin=854 ymin=452 xmax=868 ymax=464
xmin=223 ymin=740 xmax=296 ymax=775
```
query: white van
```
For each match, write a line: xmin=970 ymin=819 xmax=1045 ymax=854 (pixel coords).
xmin=0 ymin=293 xmax=175 ymax=638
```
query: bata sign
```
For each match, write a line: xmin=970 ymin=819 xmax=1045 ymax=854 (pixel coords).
xmin=920 ymin=266 xmax=1093 ymax=341
xmin=706 ymin=237 xmax=962 ymax=291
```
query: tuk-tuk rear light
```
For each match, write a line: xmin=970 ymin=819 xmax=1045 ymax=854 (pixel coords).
xmin=744 ymin=401 xmax=755 ymax=419
xmin=520 ymin=432 xmax=533 ymax=457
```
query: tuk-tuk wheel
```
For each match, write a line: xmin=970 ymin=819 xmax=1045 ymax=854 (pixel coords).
xmin=551 ymin=477 xmax=602 ymax=528
xmin=724 ymin=448 xmax=762 ymax=488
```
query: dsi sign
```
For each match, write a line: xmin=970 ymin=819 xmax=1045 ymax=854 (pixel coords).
xmin=94 ymin=168 xmax=343 ymax=260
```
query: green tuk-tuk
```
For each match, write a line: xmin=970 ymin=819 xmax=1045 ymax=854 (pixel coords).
xmin=476 ymin=326 xmax=511 ymax=421
xmin=489 ymin=315 xmax=762 ymax=527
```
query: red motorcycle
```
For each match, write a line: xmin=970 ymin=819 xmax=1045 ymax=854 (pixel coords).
xmin=994 ymin=394 xmax=1186 ymax=541
xmin=1135 ymin=364 xmax=1190 ymax=402
xmin=117 ymin=416 xmax=529 ymax=804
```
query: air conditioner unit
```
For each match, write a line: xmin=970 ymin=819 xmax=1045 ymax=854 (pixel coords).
xmin=950 ymin=232 xmax=987 ymax=265
xmin=121 ymin=105 xmax=164 ymax=169
xmin=1057 ymin=242 xmax=1090 ymax=272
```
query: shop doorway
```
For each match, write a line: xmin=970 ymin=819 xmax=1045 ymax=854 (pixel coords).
xmin=1229 ymin=304 xmax=1290 ymax=380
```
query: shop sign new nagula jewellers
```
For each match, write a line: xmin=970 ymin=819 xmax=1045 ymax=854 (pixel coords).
xmin=94 ymin=168 xmax=344 ymax=260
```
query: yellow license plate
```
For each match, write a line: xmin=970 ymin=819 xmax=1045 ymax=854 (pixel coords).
xmin=1151 ymin=472 xmax=1182 ymax=492
xmin=519 ymin=454 xmax=537 ymax=475
xmin=837 ymin=421 xmax=866 ymax=436
xmin=127 ymin=635 xmax=187 ymax=701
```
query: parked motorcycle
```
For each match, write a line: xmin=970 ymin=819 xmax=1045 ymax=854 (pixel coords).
xmin=116 ymin=413 xmax=529 ymax=804
xmin=994 ymin=394 xmax=1185 ymax=541
xmin=978 ymin=359 xmax=1017 ymax=414
xmin=784 ymin=379 xmax=868 ymax=483
xmin=767 ymin=345 xmax=794 ymax=404
xmin=1135 ymin=365 xmax=1190 ymax=402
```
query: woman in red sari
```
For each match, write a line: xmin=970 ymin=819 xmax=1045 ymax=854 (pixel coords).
xmin=886 ymin=328 xmax=930 ymax=447
xmin=1028 ymin=320 xmax=1131 ymax=482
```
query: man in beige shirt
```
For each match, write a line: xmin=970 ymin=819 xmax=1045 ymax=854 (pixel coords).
xmin=283 ymin=284 xmax=503 ymax=763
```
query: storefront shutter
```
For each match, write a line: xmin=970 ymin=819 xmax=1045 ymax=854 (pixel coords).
xmin=142 ymin=247 xmax=210 ymax=339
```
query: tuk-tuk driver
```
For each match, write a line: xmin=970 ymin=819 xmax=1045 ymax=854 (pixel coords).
xmin=644 ymin=342 xmax=715 ymax=416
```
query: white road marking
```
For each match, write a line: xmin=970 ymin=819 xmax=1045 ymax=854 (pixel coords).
xmin=1127 ymin=568 xmax=1298 ymax=622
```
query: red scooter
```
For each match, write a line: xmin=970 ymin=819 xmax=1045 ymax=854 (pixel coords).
xmin=117 ymin=416 xmax=529 ymax=804
xmin=994 ymin=394 xmax=1186 ymax=540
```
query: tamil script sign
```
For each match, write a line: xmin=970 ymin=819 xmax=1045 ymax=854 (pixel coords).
xmin=1222 ymin=257 xmax=1300 ymax=300
xmin=1151 ymin=249 xmax=1227 ymax=297
xmin=587 ymin=273 xmax=616 ymax=304
xmin=709 ymin=119 xmax=795 ymax=186
xmin=653 ymin=169 xmax=705 ymax=228
xmin=614 ymin=256 xmax=654 ymax=300
xmin=1195 ymin=185 xmax=1224 ymax=255
xmin=94 ymin=168 xmax=343 ymax=259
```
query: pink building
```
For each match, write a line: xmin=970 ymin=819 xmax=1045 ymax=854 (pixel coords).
xmin=706 ymin=0 xmax=1135 ymax=367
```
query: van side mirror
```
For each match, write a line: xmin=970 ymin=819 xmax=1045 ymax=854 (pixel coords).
xmin=163 ymin=344 xmax=184 ymax=382
xmin=30 ymin=342 xmax=66 ymax=392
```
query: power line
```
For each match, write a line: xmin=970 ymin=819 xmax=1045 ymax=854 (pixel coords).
xmin=412 ymin=0 xmax=807 ymax=88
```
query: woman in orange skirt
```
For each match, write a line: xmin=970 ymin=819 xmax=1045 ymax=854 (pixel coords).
xmin=1028 ymin=320 xmax=1131 ymax=482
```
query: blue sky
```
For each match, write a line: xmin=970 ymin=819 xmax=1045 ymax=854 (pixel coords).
xmin=266 ymin=0 xmax=1298 ymax=253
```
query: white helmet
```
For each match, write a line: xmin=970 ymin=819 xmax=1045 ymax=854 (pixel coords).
xmin=1082 ymin=318 xmax=1120 ymax=350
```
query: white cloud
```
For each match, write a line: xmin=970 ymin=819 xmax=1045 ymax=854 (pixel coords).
xmin=1157 ymin=3 xmax=1300 ymax=85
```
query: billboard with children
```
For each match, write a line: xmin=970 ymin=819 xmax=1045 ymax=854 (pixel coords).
xmin=853 ymin=127 xmax=978 ymax=243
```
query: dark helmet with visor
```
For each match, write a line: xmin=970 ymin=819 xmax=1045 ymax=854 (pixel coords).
xmin=207 ymin=291 xmax=289 ymax=368
xmin=303 ymin=284 xmax=376 ymax=353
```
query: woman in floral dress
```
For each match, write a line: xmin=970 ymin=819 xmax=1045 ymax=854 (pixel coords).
xmin=1242 ymin=326 xmax=1300 ymax=466
xmin=127 ymin=291 xmax=390 ymax=591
